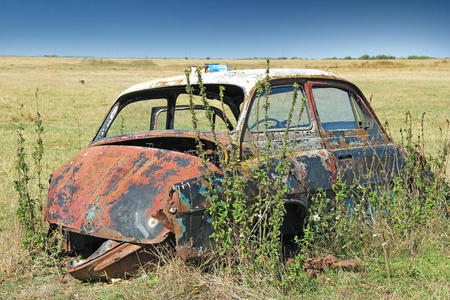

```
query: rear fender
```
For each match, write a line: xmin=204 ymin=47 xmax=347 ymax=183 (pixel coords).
xmin=45 ymin=145 xmax=217 ymax=245
xmin=162 ymin=176 xmax=217 ymax=260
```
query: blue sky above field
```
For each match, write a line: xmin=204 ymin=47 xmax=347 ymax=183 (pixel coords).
xmin=0 ymin=0 xmax=449 ymax=58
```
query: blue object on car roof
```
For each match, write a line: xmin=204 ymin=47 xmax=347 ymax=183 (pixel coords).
xmin=205 ymin=63 xmax=230 ymax=72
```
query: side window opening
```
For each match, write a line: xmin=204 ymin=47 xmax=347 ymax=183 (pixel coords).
xmin=312 ymin=87 xmax=357 ymax=131
xmin=247 ymin=85 xmax=310 ymax=133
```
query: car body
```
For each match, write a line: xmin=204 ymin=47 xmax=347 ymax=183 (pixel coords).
xmin=45 ymin=68 xmax=404 ymax=280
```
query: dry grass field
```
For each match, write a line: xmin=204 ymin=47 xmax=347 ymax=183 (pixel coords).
xmin=0 ymin=57 xmax=448 ymax=298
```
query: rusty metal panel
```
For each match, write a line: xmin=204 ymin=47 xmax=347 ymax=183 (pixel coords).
xmin=163 ymin=176 xmax=217 ymax=260
xmin=68 ymin=239 xmax=167 ymax=281
xmin=91 ymin=130 xmax=231 ymax=148
xmin=46 ymin=144 xmax=217 ymax=244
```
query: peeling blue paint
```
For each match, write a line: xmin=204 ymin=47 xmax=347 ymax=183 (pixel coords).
xmin=86 ymin=211 xmax=95 ymax=220
xmin=176 ymin=216 xmax=187 ymax=238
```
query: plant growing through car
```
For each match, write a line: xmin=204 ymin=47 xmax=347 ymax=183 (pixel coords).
xmin=184 ymin=60 xmax=449 ymax=289
xmin=184 ymin=59 xmax=311 ymax=272
xmin=298 ymin=111 xmax=448 ymax=260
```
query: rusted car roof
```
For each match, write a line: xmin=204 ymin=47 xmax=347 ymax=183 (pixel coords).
xmin=117 ymin=68 xmax=345 ymax=99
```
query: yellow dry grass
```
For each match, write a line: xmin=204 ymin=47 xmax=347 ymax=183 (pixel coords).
xmin=0 ymin=57 xmax=448 ymax=297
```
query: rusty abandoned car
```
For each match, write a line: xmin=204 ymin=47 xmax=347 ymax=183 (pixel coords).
xmin=45 ymin=68 xmax=404 ymax=280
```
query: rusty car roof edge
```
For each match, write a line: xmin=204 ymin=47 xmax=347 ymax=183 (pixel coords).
xmin=116 ymin=69 xmax=346 ymax=101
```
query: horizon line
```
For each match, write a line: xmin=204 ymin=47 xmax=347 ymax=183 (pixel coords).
xmin=1 ymin=54 xmax=448 ymax=60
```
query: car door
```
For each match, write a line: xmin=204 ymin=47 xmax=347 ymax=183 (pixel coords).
xmin=308 ymin=80 xmax=399 ymax=186
xmin=241 ymin=81 xmax=338 ymax=198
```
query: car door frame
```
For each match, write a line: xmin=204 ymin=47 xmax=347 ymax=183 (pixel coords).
xmin=239 ymin=78 xmax=339 ymax=200
xmin=306 ymin=79 xmax=395 ymax=186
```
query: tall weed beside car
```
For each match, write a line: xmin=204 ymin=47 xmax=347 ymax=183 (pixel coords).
xmin=13 ymin=90 xmax=64 ymax=253
xmin=14 ymin=90 xmax=47 ymax=248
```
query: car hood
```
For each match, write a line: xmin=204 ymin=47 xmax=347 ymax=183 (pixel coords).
xmin=45 ymin=144 xmax=214 ymax=244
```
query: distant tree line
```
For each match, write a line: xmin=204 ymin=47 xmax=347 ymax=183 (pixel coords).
xmin=319 ymin=54 xmax=434 ymax=60
xmin=229 ymin=55 xmax=436 ymax=60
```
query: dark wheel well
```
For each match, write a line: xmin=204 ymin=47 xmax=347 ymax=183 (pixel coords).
xmin=65 ymin=231 xmax=107 ymax=258
xmin=280 ymin=200 xmax=308 ymax=259
xmin=281 ymin=201 xmax=308 ymax=239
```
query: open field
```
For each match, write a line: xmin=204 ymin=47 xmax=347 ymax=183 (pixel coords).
xmin=0 ymin=57 xmax=449 ymax=298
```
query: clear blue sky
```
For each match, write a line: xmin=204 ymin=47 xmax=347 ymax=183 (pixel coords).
xmin=1 ymin=0 xmax=449 ymax=58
